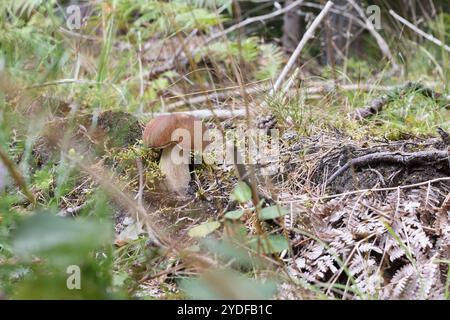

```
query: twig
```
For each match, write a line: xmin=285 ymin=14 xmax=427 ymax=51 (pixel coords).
xmin=348 ymin=0 xmax=399 ymax=71
xmin=389 ymin=10 xmax=450 ymax=53
xmin=58 ymin=203 xmax=87 ymax=217
xmin=144 ymin=109 xmax=247 ymax=120
xmin=135 ymin=158 xmax=145 ymax=209
xmin=437 ymin=128 xmax=450 ymax=146
xmin=348 ymin=95 xmax=391 ymax=120
xmin=301 ymin=2 xmax=365 ymax=29
xmin=0 ymin=146 xmax=36 ymax=205
xmin=72 ymin=157 xmax=167 ymax=247
xmin=272 ymin=1 xmax=334 ymax=93
xmin=206 ymin=0 xmax=306 ymax=43
xmin=348 ymin=81 xmax=448 ymax=120
xmin=282 ymin=67 xmax=300 ymax=94
xmin=165 ymin=82 xmax=394 ymax=111
xmin=279 ymin=177 xmax=450 ymax=203
xmin=137 ymin=31 xmax=145 ymax=114
xmin=166 ymin=83 xmax=265 ymax=111
xmin=58 ymin=26 xmax=101 ymax=41
xmin=25 ymin=78 xmax=128 ymax=105
xmin=325 ymin=150 xmax=449 ymax=186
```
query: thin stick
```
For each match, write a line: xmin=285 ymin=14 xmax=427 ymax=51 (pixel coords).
xmin=165 ymin=82 xmax=394 ymax=111
xmin=137 ymin=31 xmax=145 ymax=114
xmin=389 ymin=10 xmax=450 ymax=53
xmin=73 ymin=157 xmax=166 ymax=247
xmin=207 ymin=0 xmax=306 ymax=43
xmin=0 ymin=146 xmax=36 ymax=205
xmin=272 ymin=1 xmax=334 ymax=93
xmin=166 ymin=84 xmax=265 ymax=111
xmin=347 ymin=0 xmax=399 ymax=71
xmin=25 ymin=78 xmax=128 ymax=105
xmin=135 ymin=158 xmax=145 ymax=209
xmin=279 ymin=177 xmax=450 ymax=203
xmin=144 ymin=109 xmax=247 ymax=120
xmin=282 ymin=67 xmax=300 ymax=93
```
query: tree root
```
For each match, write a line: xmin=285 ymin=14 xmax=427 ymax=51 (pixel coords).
xmin=325 ymin=149 xmax=449 ymax=186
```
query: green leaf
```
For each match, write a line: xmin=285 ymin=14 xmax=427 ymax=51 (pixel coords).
xmin=248 ymin=235 xmax=289 ymax=254
xmin=202 ymin=238 xmax=264 ymax=268
xmin=258 ymin=205 xmax=288 ymax=220
xmin=224 ymin=209 xmax=245 ymax=220
xmin=179 ymin=269 xmax=277 ymax=300
xmin=231 ymin=182 xmax=252 ymax=203
xmin=112 ymin=272 xmax=128 ymax=287
xmin=12 ymin=212 xmax=112 ymax=266
xmin=188 ymin=221 xmax=221 ymax=238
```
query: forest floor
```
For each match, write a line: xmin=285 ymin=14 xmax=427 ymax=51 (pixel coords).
xmin=1 ymin=3 xmax=449 ymax=299
xmin=29 ymin=80 xmax=450 ymax=299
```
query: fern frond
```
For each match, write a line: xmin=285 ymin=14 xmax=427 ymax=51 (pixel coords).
xmin=255 ymin=43 xmax=284 ymax=81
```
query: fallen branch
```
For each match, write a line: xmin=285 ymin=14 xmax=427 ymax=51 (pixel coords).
xmin=165 ymin=82 xmax=394 ymax=111
xmin=348 ymin=95 xmax=391 ymax=120
xmin=437 ymin=127 xmax=450 ymax=146
xmin=348 ymin=82 xmax=448 ymax=120
xmin=272 ymin=1 xmax=334 ymax=93
xmin=389 ymin=10 xmax=450 ymax=53
xmin=279 ymin=177 xmax=450 ymax=202
xmin=144 ymin=109 xmax=247 ymax=120
xmin=206 ymin=0 xmax=305 ymax=43
xmin=166 ymin=84 xmax=265 ymax=111
xmin=325 ymin=150 xmax=449 ymax=186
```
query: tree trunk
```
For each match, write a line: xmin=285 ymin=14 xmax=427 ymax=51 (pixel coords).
xmin=322 ymin=0 xmax=360 ymax=65
xmin=282 ymin=0 xmax=302 ymax=53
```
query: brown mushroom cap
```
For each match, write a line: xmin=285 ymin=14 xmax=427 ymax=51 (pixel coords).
xmin=143 ymin=114 xmax=207 ymax=151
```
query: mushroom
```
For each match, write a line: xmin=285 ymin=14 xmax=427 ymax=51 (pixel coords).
xmin=143 ymin=114 xmax=207 ymax=194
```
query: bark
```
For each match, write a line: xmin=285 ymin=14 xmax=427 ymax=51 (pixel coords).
xmin=282 ymin=0 xmax=302 ymax=53
xmin=322 ymin=0 xmax=358 ymax=65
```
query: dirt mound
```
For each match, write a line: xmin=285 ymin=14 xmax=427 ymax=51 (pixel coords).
xmin=33 ymin=111 xmax=142 ymax=165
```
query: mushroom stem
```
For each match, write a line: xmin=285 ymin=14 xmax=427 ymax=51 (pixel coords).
xmin=159 ymin=145 xmax=191 ymax=194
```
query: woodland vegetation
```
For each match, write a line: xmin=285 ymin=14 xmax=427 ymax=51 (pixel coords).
xmin=0 ymin=0 xmax=449 ymax=300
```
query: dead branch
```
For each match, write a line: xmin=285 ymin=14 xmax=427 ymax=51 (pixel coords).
xmin=348 ymin=95 xmax=391 ymax=120
xmin=389 ymin=10 xmax=450 ymax=53
xmin=272 ymin=1 xmax=334 ymax=93
xmin=57 ymin=203 xmax=87 ymax=217
xmin=437 ymin=128 xmax=450 ymax=146
xmin=325 ymin=150 xmax=449 ymax=186
xmin=280 ymin=177 xmax=450 ymax=203
xmin=144 ymin=109 xmax=247 ymax=120
xmin=348 ymin=82 xmax=448 ymax=120
xmin=165 ymin=82 xmax=394 ymax=111
xmin=166 ymin=84 xmax=266 ymax=111
xmin=207 ymin=0 xmax=306 ymax=44
xmin=347 ymin=0 xmax=399 ymax=72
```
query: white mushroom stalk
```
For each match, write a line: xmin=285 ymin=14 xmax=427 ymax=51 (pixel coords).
xmin=159 ymin=144 xmax=190 ymax=194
